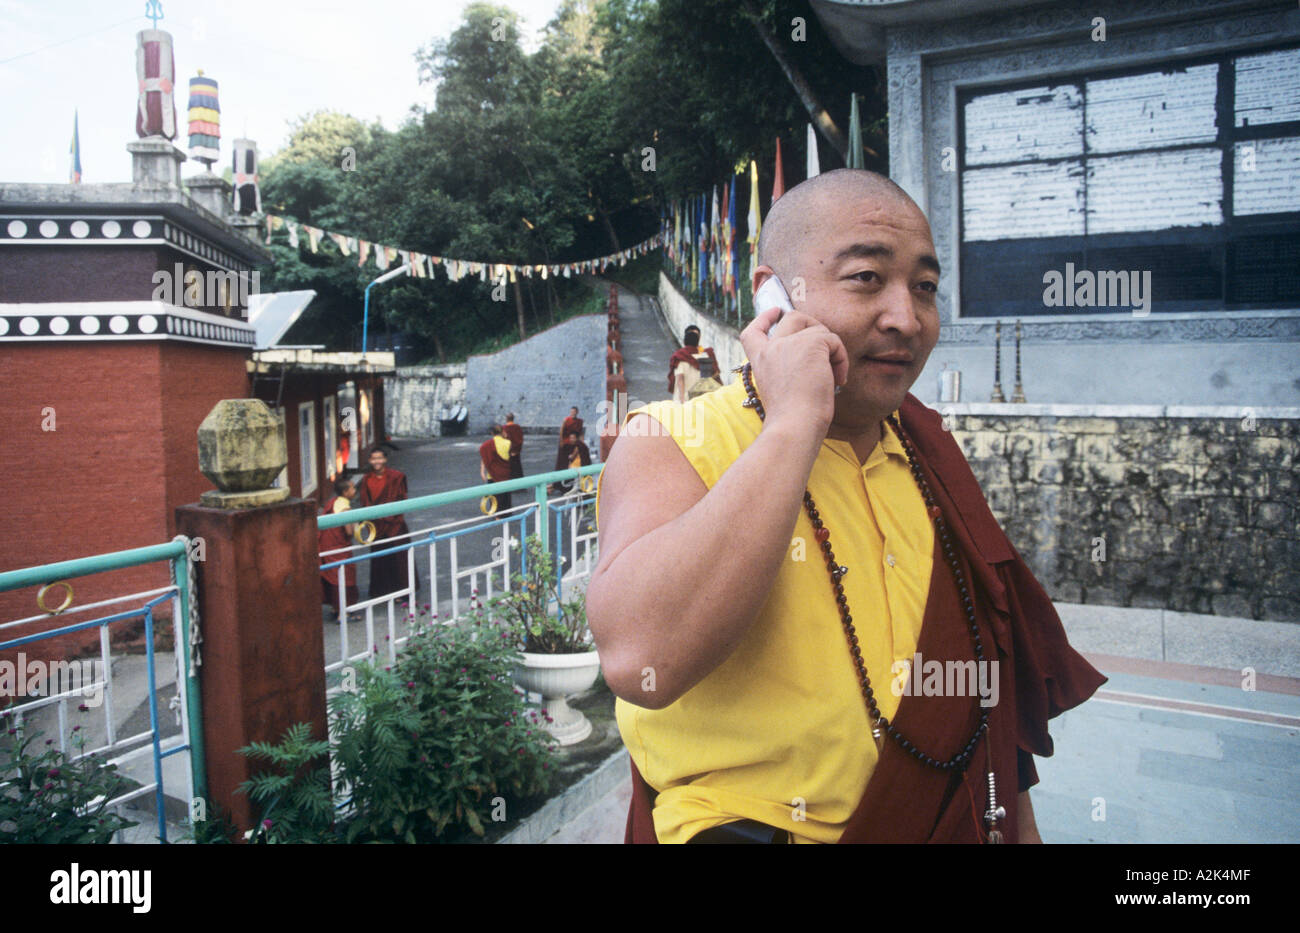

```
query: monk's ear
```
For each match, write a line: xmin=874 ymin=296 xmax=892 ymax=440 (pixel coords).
xmin=753 ymin=264 xmax=778 ymax=296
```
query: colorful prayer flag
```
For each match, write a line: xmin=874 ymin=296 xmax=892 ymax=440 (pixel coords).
xmin=69 ymin=110 xmax=81 ymax=184
xmin=772 ymin=137 xmax=786 ymax=204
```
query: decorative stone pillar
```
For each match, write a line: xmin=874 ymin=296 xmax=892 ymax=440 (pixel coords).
xmin=176 ymin=399 xmax=328 ymax=837
xmin=127 ymin=138 xmax=186 ymax=189
xmin=186 ymin=173 xmax=233 ymax=223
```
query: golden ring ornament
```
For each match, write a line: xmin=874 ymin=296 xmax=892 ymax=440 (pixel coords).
xmin=37 ymin=580 xmax=74 ymax=615
xmin=355 ymin=520 xmax=377 ymax=544
xmin=578 ymin=475 xmax=596 ymax=493
xmin=480 ymin=495 xmax=499 ymax=515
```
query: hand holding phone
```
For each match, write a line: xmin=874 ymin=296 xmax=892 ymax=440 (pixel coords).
xmin=753 ymin=274 xmax=842 ymax=394
xmin=754 ymin=275 xmax=795 ymax=335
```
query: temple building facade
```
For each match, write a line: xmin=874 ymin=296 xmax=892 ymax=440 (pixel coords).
xmin=811 ymin=0 xmax=1300 ymax=407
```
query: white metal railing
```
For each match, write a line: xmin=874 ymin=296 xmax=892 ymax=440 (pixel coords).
xmin=319 ymin=484 xmax=598 ymax=696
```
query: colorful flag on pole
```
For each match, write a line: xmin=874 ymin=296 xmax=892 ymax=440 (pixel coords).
xmin=772 ymin=137 xmax=786 ymax=204
xmin=698 ymin=192 xmax=709 ymax=294
xmin=807 ymin=123 xmax=820 ymax=179
xmin=726 ymin=173 xmax=738 ymax=298
xmin=711 ymin=186 xmax=723 ymax=291
xmin=747 ymin=160 xmax=762 ymax=254
xmin=719 ymin=182 xmax=731 ymax=297
xmin=848 ymin=93 xmax=865 ymax=170
xmin=69 ymin=110 xmax=82 ymax=183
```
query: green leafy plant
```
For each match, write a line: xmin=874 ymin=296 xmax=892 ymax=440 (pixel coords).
xmin=332 ymin=616 xmax=556 ymax=842
xmin=486 ymin=535 xmax=592 ymax=654
xmin=228 ymin=609 xmax=557 ymax=844
xmin=182 ymin=800 xmax=238 ymax=844
xmin=236 ymin=722 xmax=336 ymax=844
xmin=0 ymin=711 xmax=138 ymax=843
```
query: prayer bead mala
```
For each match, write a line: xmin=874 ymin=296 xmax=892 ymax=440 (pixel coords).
xmin=739 ymin=363 xmax=991 ymax=774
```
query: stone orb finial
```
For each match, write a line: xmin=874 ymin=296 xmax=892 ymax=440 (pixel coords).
xmin=197 ymin=399 xmax=290 ymax=508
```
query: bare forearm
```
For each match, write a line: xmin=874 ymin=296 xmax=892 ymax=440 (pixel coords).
xmin=589 ymin=422 xmax=822 ymax=706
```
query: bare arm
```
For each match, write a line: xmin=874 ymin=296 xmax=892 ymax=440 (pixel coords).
xmin=587 ymin=306 xmax=849 ymax=708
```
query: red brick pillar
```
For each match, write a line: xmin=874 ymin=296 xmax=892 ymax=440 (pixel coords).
xmin=175 ymin=498 xmax=327 ymax=835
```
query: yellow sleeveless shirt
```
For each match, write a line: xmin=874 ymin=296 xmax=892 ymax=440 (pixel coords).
xmin=596 ymin=377 xmax=935 ymax=843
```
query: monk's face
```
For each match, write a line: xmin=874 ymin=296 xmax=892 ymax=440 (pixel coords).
xmin=789 ymin=190 xmax=940 ymax=429
xmin=368 ymin=450 xmax=387 ymax=473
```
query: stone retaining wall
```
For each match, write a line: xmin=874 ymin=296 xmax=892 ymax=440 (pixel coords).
xmin=466 ymin=314 xmax=606 ymax=434
xmin=945 ymin=406 xmax=1298 ymax=622
xmin=386 ymin=363 xmax=467 ymax=437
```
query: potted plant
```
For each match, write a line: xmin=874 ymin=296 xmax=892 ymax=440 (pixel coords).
xmin=489 ymin=536 xmax=600 ymax=745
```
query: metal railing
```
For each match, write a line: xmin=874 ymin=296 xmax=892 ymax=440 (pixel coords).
xmin=317 ymin=465 xmax=603 ymax=689
xmin=0 ymin=538 xmax=205 ymax=843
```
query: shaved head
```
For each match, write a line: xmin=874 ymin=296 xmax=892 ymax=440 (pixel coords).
xmin=756 ymin=169 xmax=925 ymax=281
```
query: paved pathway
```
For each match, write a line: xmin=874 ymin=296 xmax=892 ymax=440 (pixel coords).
xmin=615 ymin=288 xmax=677 ymax=410
xmin=542 ymin=653 xmax=1300 ymax=844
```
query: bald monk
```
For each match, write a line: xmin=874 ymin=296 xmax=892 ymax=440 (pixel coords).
xmin=588 ymin=169 xmax=1105 ymax=844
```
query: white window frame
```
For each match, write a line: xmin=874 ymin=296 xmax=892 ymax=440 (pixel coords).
xmin=298 ymin=400 xmax=318 ymax=497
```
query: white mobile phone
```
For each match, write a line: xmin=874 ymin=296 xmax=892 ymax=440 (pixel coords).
xmin=755 ymin=275 xmax=795 ymax=335
xmin=755 ymin=274 xmax=842 ymax=394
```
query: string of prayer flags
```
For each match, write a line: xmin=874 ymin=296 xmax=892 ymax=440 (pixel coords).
xmin=261 ymin=211 xmax=663 ymax=284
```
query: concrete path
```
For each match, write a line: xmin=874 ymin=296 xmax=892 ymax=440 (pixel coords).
xmin=536 ymin=651 xmax=1300 ymax=845
xmin=614 ymin=288 xmax=677 ymax=410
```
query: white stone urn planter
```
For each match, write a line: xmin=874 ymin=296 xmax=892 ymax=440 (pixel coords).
xmin=514 ymin=648 xmax=601 ymax=746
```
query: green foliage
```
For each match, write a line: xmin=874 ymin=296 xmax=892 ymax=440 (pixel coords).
xmin=0 ymin=714 xmax=138 ymax=843
xmin=480 ymin=536 xmax=592 ymax=654
xmin=264 ymin=111 xmax=375 ymax=172
xmin=230 ymin=614 xmax=556 ymax=844
xmin=237 ymin=722 xmax=336 ymax=844
xmin=332 ymin=619 xmax=555 ymax=842
xmin=604 ymin=250 xmax=662 ymax=295
xmin=184 ymin=801 xmax=238 ymax=844
xmin=255 ymin=0 xmax=881 ymax=360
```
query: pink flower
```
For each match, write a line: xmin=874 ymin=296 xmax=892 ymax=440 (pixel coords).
xmin=47 ymin=768 xmax=60 ymax=778
xmin=263 ymin=819 xmax=273 ymax=830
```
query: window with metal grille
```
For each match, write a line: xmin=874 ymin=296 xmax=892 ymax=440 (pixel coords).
xmin=958 ymin=45 xmax=1300 ymax=317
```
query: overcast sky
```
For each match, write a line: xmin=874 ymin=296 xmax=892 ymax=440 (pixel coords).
xmin=0 ymin=0 xmax=563 ymax=184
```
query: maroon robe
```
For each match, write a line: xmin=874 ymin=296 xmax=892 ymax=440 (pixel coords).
xmin=561 ymin=416 xmax=584 ymax=442
xmin=623 ymin=392 xmax=1106 ymax=843
xmin=502 ymin=422 xmax=525 ymax=479
xmin=318 ymin=496 xmax=359 ymax=611
xmin=667 ymin=346 xmax=721 ymax=393
xmin=359 ymin=468 xmax=414 ymax=600
xmin=554 ymin=438 xmax=592 ymax=473
xmin=480 ymin=438 xmax=514 ymax=510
